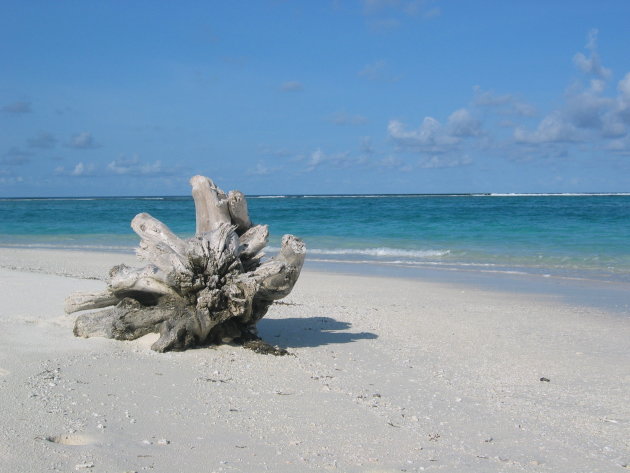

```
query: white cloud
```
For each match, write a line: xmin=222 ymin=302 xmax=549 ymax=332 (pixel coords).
xmin=247 ymin=162 xmax=272 ymax=176
xmin=564 ymin=87 xmax=613 ymax=130
xmin=601 ymin=116 xmax=626 ymax=138
xmin=377 ymin=155 xmax=405 ymax=168
xmin=616 ymin=72 xmax=630 ymax=122
xmin=419 ymin=154 xmax=472 ymax=169
xmin=514 ymin=112 xmax=582 ymax=144
xmin=472 ymin=86 xmax=536 ymax=117
xmin=54 ymin=161 xmax=97 ymax=176
xmin=107 ymin=154 xmax=164 ymax=175
xmin=308 ymin=149 xmax=325 ymax=169
xmin=71 ymin=162 xmax=86 ymax=176
xmin=68 ymin=132 xmax=100 ymax=149
xmin=0 ymin=175 xmax=24 ymax=185
xmin=388 ymin=117 xmax=459 ymax=151
xmin=74 ymin=162 xmax=96 ymax=176
xmin=473 ymin=87 xmax=512 ymax=106
xmin=447 ymin=108 xmax=482 ymax=137
xmin=386 ymin=115 xmax=479 ymax=168
xmin=360 ymin=136 xmax=375 ymax=155
xmin=590 ymin=79 xmax=606 ymax=93
xmin=510 ymin=35 xmax=629 ymax=148
xmin=303 ymin=148 xmax=354 ymax=172
xmin=605 ymin=136 xmax=630 ymax=155
xmin=619 ymin=72 xmax=630 ymax=102
xmin=573 ymin=29 xmax=611 ymax=80
xmin=511 ymin=101 xmax=537 ymax=117
xmin=380 ymin=31 xmax=630 ymax=167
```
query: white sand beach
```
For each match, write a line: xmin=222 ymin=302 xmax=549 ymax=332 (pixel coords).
xmin=0 ymin=247 xmax=629 ymax=472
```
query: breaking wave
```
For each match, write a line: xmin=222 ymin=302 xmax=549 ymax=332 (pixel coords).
xmin=270 ymin=246 xmax=449 ymax=259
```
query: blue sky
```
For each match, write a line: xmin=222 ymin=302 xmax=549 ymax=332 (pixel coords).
xmin=2 ymin=1 xmax=630 ymax=196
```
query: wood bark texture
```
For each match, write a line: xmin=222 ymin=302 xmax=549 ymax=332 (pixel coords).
xmin=65 ymin=176 xmax=305 ymax=352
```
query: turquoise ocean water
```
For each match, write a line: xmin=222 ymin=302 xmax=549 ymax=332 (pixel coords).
xmin=1 ymin=194 xmax=629 ymax=284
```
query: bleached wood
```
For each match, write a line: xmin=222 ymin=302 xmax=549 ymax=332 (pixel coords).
xmin=239 ymin=224 xmax=269 ymax=260
xmin=65 ymin=175 xmax=305 ymax=353
xmin=252 ymin=234 xmax=306 ymax=301
xmin=131 ymin=213 xmax=188 ymax=257
xmin=64 ymin=290 xmax=118 ymax=314
xmin=135 ymin=241 xmax=191 ymax=277
xmin=227 ymin=190 xmax=252 ymax=234
xmin=190 ymin=175 xmax=231 ymax=234
xmin=108 ymin=264 xmax=182 ymax=299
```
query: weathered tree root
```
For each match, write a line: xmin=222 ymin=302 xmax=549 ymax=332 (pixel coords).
xmin=65 ymin=175 xmax=305 ymax=352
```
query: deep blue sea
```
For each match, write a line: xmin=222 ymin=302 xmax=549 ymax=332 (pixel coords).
xmin=1 ymin=194 xmax=630 ymax=284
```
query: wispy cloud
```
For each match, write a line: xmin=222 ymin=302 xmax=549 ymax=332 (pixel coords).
xmin=55 ymin=162 xmax=96 ymax=177
xmin=376 ymin=154 xmax=409 ymax=171
xmin=361 ymin=0 xmax=441 ymax=31
xmin=386 ymin=112 xmax=480 ymax=171
xmin=366 ymin=18 xmax=400 ymax=32
xmin=573 ymin=29 xmax=611 ymax=80
xmin=0 ymin=175 xmax=24 ymax=185
xmin=447 ymin=108 xmax=482 ymax=137
xmin=280 ymin=81 xmax=303 ymax=92
xmin=514 ymin=112 xmax=582 ymax=144
xmin=2 ymin=147 xmax=32 ymax=165
xmin=360 ymin=136 xmax=375 ymax=155
xmin=67 ymin=132 xmax=100 ymax=149
xmin=511 ymin=30 xmax=629 ymax=153
xmin=302 ymin=148 xmax=356 ymax=172
xmin=363 ymin=0 xmax=439 ymax=15
xmin=1 ymin=101 xmax=32 ymax=114
xmin=258 ymin=145 xmax=293 ymax=157
xmin=247 ymin=161 xmax=274 ymax=176
xmin=27 ymin=131 xmax=57 ymax=149
xmin=605 ymin=135 xmax=630 ymax=155
xmin=472 ymin=86 xmax=536 ymax=117
xmin=388 ymin=117 xmax=459 ymax=152
xmin=107 ymin=154 xmax=165 ymax=176
xmin=419 ymin=154 xmax=473 ymax=169
xmin=615 ymin=72 xmax=630 ymax=125
xmin=328 ymin=111 xmax=368 ymax=125
xmin=72 ymin=162 xmax=90 ymax=176
xmin=383 ymin=30 xmax=630 ymax=165
xmin=358 ymin=60 xmax=401 ymax=82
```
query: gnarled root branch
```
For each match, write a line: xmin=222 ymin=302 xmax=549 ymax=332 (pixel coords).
xmin=65 ymin=175 xmax=305 ymax=352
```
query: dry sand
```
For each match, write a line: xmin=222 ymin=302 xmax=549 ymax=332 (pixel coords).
xmin=0 ymin=247 xmax=629 ymax=472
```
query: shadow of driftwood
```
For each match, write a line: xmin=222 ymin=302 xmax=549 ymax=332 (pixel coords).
xmin=257 ymin=316 xmax=378 ymax=348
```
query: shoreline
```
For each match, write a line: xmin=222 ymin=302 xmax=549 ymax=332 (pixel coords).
xmin=1 ymin=248 xmax=629 ymax=472
xmin=306 ymin=259 xmax=630 ymax=317
xmin=2 ymin=246 xmax=629 ymax=316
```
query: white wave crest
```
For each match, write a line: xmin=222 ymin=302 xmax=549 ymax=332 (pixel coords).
xmin=305 ymin=247 xmax=449 ymax=259
xmin=488 ymin=192 xmax=630 ymax=197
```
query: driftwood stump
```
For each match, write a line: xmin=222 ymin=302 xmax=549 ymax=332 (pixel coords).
xmin=65 ymin=175 xmax=305 ymax=352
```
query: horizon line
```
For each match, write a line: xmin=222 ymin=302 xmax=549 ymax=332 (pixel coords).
xmin=2 ymin=192 xmax=630 ymax=200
